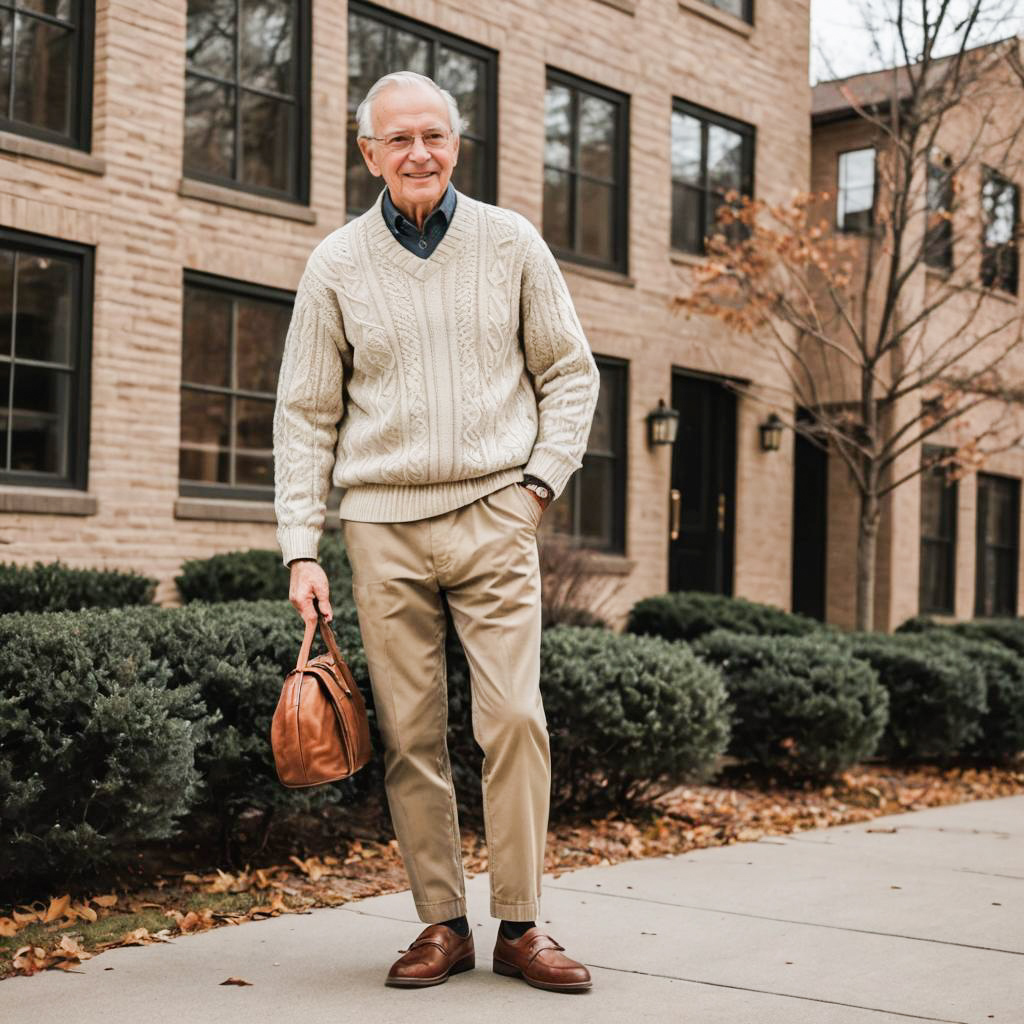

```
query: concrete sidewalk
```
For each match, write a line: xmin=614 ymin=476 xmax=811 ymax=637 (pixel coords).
xmin=2 ymin=795 xmax=1022 ymax=1024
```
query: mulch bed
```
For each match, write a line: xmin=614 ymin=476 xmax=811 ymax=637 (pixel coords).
xmin=3 ymin=758 xmax=1022 ymax=979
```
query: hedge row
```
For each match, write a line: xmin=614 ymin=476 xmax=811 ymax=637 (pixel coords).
xmin=0 ymin=560 xmax=158 ymax=614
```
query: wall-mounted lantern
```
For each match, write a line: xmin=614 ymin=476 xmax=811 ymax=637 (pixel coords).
xmin=759 ymin=412 xmax=784 ymax=452
xmin=647 ymin=398 xmax=679 ymax=448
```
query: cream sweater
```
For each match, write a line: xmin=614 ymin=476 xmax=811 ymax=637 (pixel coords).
xmin=273 ymin=187 xmax=601 ymax=567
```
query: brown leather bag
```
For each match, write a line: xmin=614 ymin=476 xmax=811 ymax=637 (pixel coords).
xmin=270 ymin=602 xmax=373 ymax=787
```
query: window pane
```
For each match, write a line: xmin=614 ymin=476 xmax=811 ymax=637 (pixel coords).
xmin=18 ymin=1 xmax=74 ymax=21
xmin=0 ymin=12 xmax=12 ymax=117
xmin=579 ymin=93 xmax=615 ymax=180
xmin=11 ymin=362 xmax=69 ymax=474
xmin=838 ymin=148 xmax=874 ymax=229
xmin=579 ymin=457 xmax=613 ymax=547
xmin=671 ymin=181 xmax=702 ymax=253
xmin=543 ymin=167 xmax=571 ymax=250
xmin=186 ymin=0 xmax=235 ymax=78
xmin=451 ymin=134 xmax=480 ymax=197
xmin=670 ymin=111 xmax=702 ymax=184
xmin=436 ymin=46 xmax=481 ymax=133
xmin=241 ymin=90 xmax=295 ymax=192
xmin=544 ymin=83 xmax=571 ymax=169
xmin=13 ymin=252 xmax=72 ymax=364
xmin=982 ymin=173 xmax=1016 ymax=247
xmin=182 ymin=287 xmax=231 ymax=388
xmin=184 ymin=75 xmax=235 ymax=179
xmin=541 ymin=475 xmax=576 ymax=537
xmin=579 ymin=178 xmax=614 ymax=263
xmin=346 ymin=14 xmax=387 ymax=114
xmin=391 ymin=29 xmax=430 ymax=75
xmin=587 ymin=378 xmax=614 ymax=453
xmin=180 ymin=388 xmax=230 ymax=483
xmin=0 ymin=361 xmax=8 ymax=468
xmin=0 ymin=250 xmax=13 ymax=357
xmin=12 ymin=14 xmax=73 ymax=136
xmin=240 ymin=0 xmax=294 ymax=96
xmin=707 ymin=123 xmax=743 ymax=191
xmin=235 ymin=395 xmax=273 ymax=486
xmin=705 ymin=0 xmax=747 ymax=19
xmin=235 ymin=296 xmax=289 ymax=393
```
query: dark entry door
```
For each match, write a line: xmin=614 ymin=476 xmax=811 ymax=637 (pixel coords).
xmin=669 ymin=371 xmax=736 ymax=594
xmin=791 ymin=407 xmax=828 ymax=620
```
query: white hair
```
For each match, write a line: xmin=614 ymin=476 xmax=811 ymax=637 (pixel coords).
xmin=355 ymin=71 xmax=465 ymax=140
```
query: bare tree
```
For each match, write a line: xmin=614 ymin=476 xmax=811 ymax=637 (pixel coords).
xmin=677 ymin=2 xmax=1024 ymax=630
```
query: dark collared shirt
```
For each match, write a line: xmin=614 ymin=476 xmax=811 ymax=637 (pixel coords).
xmin=381 ymin=182 xmax=457 ymax=259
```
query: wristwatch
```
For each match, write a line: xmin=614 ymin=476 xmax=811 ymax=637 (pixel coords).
xmin=521 ymin=476 xmax=551 ymax=501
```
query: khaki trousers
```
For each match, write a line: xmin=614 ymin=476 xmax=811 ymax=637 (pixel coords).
xmin=341 ymin=480 xmax=550 ymax=923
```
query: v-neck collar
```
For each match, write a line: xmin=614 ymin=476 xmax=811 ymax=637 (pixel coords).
xmin=364 ymin=186 xmax=472 ymax=281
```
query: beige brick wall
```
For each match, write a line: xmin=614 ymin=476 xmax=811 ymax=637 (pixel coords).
xmin=0 ymin=0 xmax=811 ymax=625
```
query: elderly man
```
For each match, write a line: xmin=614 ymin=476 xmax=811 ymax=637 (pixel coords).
xmin=273 ymin=70 xmax=600 ymax=993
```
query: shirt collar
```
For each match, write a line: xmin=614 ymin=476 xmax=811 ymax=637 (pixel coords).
xmin=382 ymin=182 xmax=457 ymax=235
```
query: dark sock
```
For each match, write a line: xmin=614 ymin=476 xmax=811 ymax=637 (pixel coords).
xmin=500 ymin=919 xmax=536 ymax=940
xmin=440 ymin=914 xmax=470 ymax=937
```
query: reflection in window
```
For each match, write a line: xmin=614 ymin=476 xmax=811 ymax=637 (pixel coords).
xmin=0 ymin=0 xmax=92 ymax=148
xmin=180 ymin=273 xmax=293 ymax=498
xmin=0 ymin=231 xmax=91 ymax=487
xmin=975 ymin=472 xmax=1019 ymax=617
xmin=703 ymin=0 xmax=753 ymax=23
xmin=671 ymin=100 xmax=754 ymax=254
xmin=346 ymin=3 xmax=496 ymax=217
xmin=541 ymin=358 xmax=626 ymax=554
xmin=981 ymin=166 xmax=1019 ymax=295
xmin=184 ymin=0 xmax=309 ymax=200
xmin=837 ymin=148 xmax=875 ymax=232
xmin=925 ymin=157 xmax=954 ymax=272
xmin=543 ymin=70 xmax=628 ymax=273
xmin=919 ymin=446 xmax=957 ymax=614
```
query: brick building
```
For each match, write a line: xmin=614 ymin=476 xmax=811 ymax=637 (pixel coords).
xmin=0 ymin=0 xmax=812 ymax=625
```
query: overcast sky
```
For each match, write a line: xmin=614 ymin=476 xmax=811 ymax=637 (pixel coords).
xmin=810 ymin=0 xmax=1024 ymax=83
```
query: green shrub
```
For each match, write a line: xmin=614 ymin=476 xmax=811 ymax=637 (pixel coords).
xmin=175 ymin=533 xmax=353 ymax=604
xmin=0 ymin=608 xmax=212 ymax=886
xmin=628 ymin=591 xmax=824 ymax=643
xmin=900 ymin=615 xmax=1024 ymax=659
xmin=0 ymin=559 xmax=157 ymax=614
xmin=848 ymin=633 xmax=987 ymax=762
xmin=894 ymin=620 xmax=1024 ymax=761
xmin=692 ymin=630 xmax=888 ymax=780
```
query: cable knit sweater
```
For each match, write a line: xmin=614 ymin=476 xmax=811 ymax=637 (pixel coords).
xmin=273 ymin=186 xmax=601 ymax=567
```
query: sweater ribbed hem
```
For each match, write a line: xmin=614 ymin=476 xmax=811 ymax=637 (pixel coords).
xmin=278 ymin=525 xmax=322 ymax=568
xmin=337 ymin=466 xmax=525 ymax=523
xmin=523 ymin=447 xmax=582 ymax=501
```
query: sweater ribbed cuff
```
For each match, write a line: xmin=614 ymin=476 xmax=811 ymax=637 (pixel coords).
xmin=523 ymin=448 xmax=582 ymax=500
xmin=277 ymin=525 xmax=321 ymax=568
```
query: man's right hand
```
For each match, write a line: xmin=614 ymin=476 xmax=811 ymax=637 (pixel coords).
xmin=288 ymin=559 xmax=333 ymax=625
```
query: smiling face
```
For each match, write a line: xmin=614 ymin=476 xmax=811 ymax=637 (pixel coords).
xmin=357 ymin=81 xmax=460 ymax=217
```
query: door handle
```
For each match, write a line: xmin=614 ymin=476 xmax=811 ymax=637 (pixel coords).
xmin=670 ymin=488 xmax=681 ymax=541
xmin=717 ymin=492 xmax=726 ymax=533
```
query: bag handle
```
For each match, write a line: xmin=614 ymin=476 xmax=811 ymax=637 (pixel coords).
xmin=294 ymin=597 xmax=347 ymax=677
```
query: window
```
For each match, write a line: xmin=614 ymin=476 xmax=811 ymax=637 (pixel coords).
xmin=974 ymin=472 xmax=1019 ymax=617
xmin=919 ymin=446 xmax=957 ymax=614
xmin=180 ymin=272 xmax=294 ymax=499
xmin=541 ymin=357 xmax=626 ymax=554
xmin=543 ymin=69 xmax=629 ymax=273
xmin=703 ymin=0 xmax=753 ymax=23
xmin=924 ymin=158 xmax=954 ymax=272
xmin=981 ymin=166 xmax=1019 ymax=295
xmin=184 ymin=0 xmax=310 ymax=202
xmin=0 ymin=0 xmax=94 ymax=148
xmin=0 ymin=228 xmax=92 ymax=489
xmin=837 ymin=147 xmax=875 ymax=232
xmin=346 ymin=2 xmax=497 ymax=217
xmin=671 ymin=100 xmax=754 ymax=255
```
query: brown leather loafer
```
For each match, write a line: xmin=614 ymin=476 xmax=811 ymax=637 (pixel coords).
xmin=385 ymin=923 xmax=475 ymax=988
xmin=492 ymin=926 xmax=592 ymax=992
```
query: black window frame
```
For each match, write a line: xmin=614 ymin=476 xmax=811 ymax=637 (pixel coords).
xmin=543 ymin=67 xmax=630 ymax=275
xmin=670 ymin=97 xmax=755 ymax=256
xmin=703 ymin=0 xmax=754 ymax=25
xmin=0 ymin=226 xmax=93 ymax=491
xmin=183 ymin=0 xmax=312 ymax=205
xmin=836 ymin=146 xmax=877 ymax=234
xmin=0 ymin=0 xmax=95 ymax=151
xmin=179 ymin=269 xmax=296 ymax=503
xmin=918 ymin=444 xmax=957 ymax=615
xmin=542 ymin=355 xmax=627 ymax=556
xmin=346 ymin=1 xmax=499 ymax=218
xmin=974 ymin=471 xmax=1020 ymax=618
xmin=980 ymin=165 xmax=1019 ymax=297
xmin=924 ymin=157 xmax=954 ymax=273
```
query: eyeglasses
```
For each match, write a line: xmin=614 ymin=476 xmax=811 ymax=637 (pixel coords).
xmin=362 ymin=129 xmax=453 ymax=153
